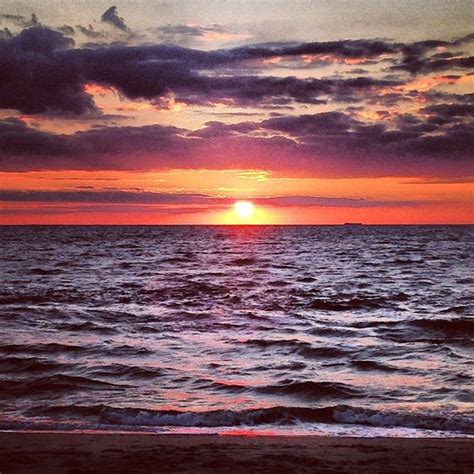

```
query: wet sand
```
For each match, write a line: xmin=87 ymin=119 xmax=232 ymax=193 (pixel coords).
xmin=0 ymin=432 xmax=473 ymax=473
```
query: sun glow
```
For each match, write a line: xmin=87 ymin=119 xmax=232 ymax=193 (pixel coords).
xmin=234 ymin=201 xmax=255 ymax=219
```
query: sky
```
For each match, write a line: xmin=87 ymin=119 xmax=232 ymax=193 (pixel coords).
xmin=0 ymin=0 xmax=473 ymax=224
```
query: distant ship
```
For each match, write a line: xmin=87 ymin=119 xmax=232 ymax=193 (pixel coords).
xmin=343 ymin=222 xmax=363 ymax=226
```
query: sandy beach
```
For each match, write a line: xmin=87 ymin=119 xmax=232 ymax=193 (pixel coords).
xmin=0 ymin=432 xmax=473 ymax=473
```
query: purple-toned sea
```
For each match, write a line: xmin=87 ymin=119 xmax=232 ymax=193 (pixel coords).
xmin=1 ymin=225 xmax=472 ymax=436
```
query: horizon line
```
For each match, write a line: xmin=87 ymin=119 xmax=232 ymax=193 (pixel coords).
xmin=1 ymin=223 xmax=473 ymax=227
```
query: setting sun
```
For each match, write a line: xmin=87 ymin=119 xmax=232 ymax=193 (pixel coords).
xmin=234 ymin=201 xmax=255 ymax=219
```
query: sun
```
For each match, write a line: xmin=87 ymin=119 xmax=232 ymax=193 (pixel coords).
xmin=234 ymin=200 xmax=255 ymax=219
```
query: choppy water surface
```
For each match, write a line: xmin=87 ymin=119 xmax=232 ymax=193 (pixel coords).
xmin=0 ymin=225 xmax=472 ymax=436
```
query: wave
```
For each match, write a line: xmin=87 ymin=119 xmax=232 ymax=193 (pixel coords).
xmin=296 ymin=346 xmax=352 ymax=359
xmin=0 ymin=342 xmax=87 ymax=355
xmin=350 ymin=320 xmax=399 ymax=329
xmin=353 ymin=317 xmax=474 ymax=343
xmin=308 ymin=296 xmax=390 ymax=312
xmin=298 ymin=276 xmax=316 ymax=283
xmin=54 ymin=321 xmax=119 ymax=335
xmin=307 ymin=291 xmax=410 ymax=313
xmin=350 ymin=359 xmax=400 ymax=372
xmin=30 ymin=268 xmax=62 ymax=275
xmin=0 ymin=374 xmax=127 ymax=397
xmin=439 ymin=306 xmax=469 ymax=314
xmin=85 ymin=364 xmax=167 ymax=380
xmin=242 ymin=338 xmax=309 ymax=349
xmin=308 ymin=327 xmax=356 ymax=337
xmin=268 ymin=280 xmax=290 ymax=287
xmin=160 ymin=256 xmax=195 ymax=264
xmin=392 ymin=258 xmax=424 ymax=265
xmin=256 ymin=380 xmax=361 ymax=399
xmin=410 ymin=317 xmax=474 ymax=336
xmin=0 ymin=342 xmax=154 ymax=358
xmin=229 ymin=258 xmax=258 ymax=266
xmin=0 ymin=294 xmax=51 ymax=305
xmin=0 ymin=356 xmax=67 ymax=374
xmin=0 ymin=357 xmax=166 ymax=381
xmin=143 ymin=281 xmax=229 ymax=300
xmin=241 ymin=339 xmax=351 ymax=359
xmin=332 ymin=406 xmax=474 ymax=434
xmin=205 ymin=381 xmax=249 ymax=393
xmin=0 ymin=291 xmax=86 ymax=305
xmin=26 ymin=404 xmax=474 ymax=434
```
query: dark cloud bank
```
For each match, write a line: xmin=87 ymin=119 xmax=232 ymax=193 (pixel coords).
xmin=1 ymin=110 xmax=472 ymax=178
xmin=0 ymin=25 xmax=473 ymax=178
xmin=2 ymin=25 xmax=473 ymax=114
xmin=0 ymin=189 xmax=431 ymax=210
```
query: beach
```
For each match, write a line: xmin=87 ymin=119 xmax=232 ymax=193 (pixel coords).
xmin=0 ymin=432 xmax=473 ymax=473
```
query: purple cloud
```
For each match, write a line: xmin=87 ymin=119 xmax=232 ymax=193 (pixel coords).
xmin=0 ymin=189 xmax=433 ymax=209
xmin=0 ymin=110 xmax=472 ymax=178
xmin=1 ymin=26 xmax=472 ymax=115
xmin=101 ymin=6 xmax=127 ymax=31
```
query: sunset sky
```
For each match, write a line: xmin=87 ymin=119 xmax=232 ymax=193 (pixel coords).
xmin=0 ymin=0 xmax=472 ymax=224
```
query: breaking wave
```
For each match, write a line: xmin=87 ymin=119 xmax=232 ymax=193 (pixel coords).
xmin=25 ymin=404 xmax=474 ymax=435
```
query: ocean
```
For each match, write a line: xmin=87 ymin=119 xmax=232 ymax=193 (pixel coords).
xmin=0 ymin=225 xmax=472 ymax=437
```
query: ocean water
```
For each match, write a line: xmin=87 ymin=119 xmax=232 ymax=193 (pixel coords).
xmin=0 ymin=225 xmax=472 ymax=437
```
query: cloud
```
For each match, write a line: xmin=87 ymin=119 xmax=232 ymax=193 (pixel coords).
xmin=0 ymin=118 xmax=192 ymax=170
xmin=1 ymin=109 xmax=472 ymax=178
xmin=0 ymin=27 xmax=12 ymax=39
xmin=393 ymin=55 xmax=474 ymax=74
xmin=258 ymin=111 xmax=473 ymax=163
xmin=0 ymin=25 xmax=471 ymax=180
xmin=261 ymin=111 xmax=356 ymax=135
xmin=0 ymin=189 xmax=430 ymax=209
xmin=421 ymin=103 xmax=474 ymax=119
xmin=252 ymin=196 xmax=429 ymax=208
xmin=0 ymin=27 xmax=407 ymax=114
xmin=0 ymin=189 xmax=211 ymax=204
xmin=0 ymin=14 xmax=26 ymax=26
xmin=0 ymin=27 xmax=97 ymax=115
xmin=0 ymin=204 xmax=223 ymax=216
xmin=154 ymin=24 xmax=251 ymax=45
xmin=101 ymin=6 xmax=128 ymax=31
xmin=8 ymin=25 xmax=73 ymax=51
xmin=0 ymin=13 xmax=38 ymax=28
xmin=390 ymin=35 xmax=474 ymax=74
xmin=76 ymin=25 xmax=107 ymax=39
xmin=224 ymin=39 xmax=400 ymax=62
xmin=57 ymin=25 xmax=75 ymax=36
xmin=1 ymin=25 xmax=472 ymax=115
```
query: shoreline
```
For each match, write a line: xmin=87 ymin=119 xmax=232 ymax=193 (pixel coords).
xmin=0 ymin=432 xmax=472 ymax=473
